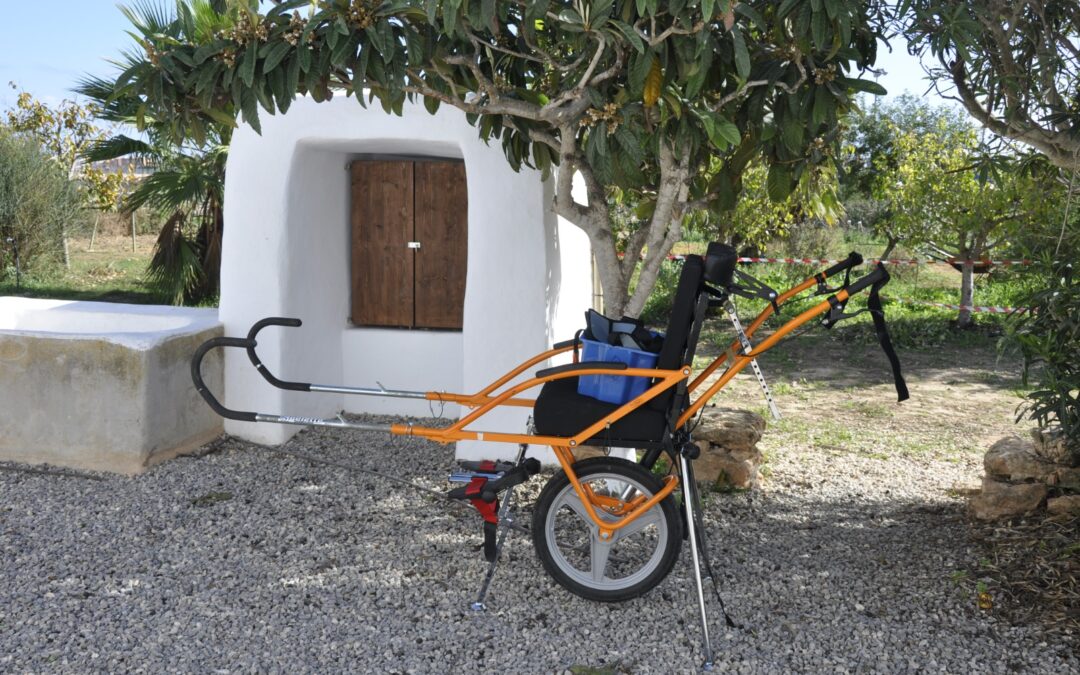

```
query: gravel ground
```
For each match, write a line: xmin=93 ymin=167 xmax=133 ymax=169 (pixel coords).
xmin=1 ymin=417 xmax=1076 ymax=674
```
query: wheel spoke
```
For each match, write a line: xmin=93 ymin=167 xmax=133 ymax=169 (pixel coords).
xmin=590 ymin=534 xmax=613 ymax=582
xmin=562 ymin=491 xmax=594 ymax=525
xmin=614 ymin=506 xmax=662 ymax=543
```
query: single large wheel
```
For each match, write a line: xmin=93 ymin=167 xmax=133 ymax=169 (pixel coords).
xmin=532 ymin=456 xmax=682 ymax=602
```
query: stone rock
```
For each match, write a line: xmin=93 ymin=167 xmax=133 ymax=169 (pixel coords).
xmin=1047 ymin=495 xmax=1080 ymax=516
xmin=1055 ymin=466 xmax=1080 ymax=490
xmin=1030 ymin=426 xmax=1077 ymax=466
xmin=969 ymin=476 xmax=1048 ymax=520
xmin=984 ymin=436 xmax=1061 ymax=482
xmin=694 ymin=407 xmax=766 ymax=449
xmin=693 ymin=440 xmax=759 ymax=489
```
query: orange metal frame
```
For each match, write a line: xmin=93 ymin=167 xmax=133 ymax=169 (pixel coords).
xmin=389 ymin=268 xmax=850 ymax=534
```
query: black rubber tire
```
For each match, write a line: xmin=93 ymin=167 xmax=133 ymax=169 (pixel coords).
xmin=531 ymin=456 xmax=683 ymax=602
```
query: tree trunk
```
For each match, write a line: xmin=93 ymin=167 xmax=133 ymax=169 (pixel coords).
xmin=958 ymin=260 xmax=975 ymax=328
xmin=89 ymin=213 xmax=100 ymax=251
xmin=879 ymin=233 xmax=900 ymax=260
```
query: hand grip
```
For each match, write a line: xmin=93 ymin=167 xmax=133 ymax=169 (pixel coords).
xmin=191 ymin=337 xmax=259 ymax=422
xmin=822 ymin=251 xmax=864 ymax=279
xmin=846 ymin=263 xmax=889 ymax=296
xmin=244 ymin=317 xmax=311 ymax=392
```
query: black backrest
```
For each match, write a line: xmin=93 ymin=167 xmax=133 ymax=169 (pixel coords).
xmin=656 ymin=255 xmax=706 ymax=371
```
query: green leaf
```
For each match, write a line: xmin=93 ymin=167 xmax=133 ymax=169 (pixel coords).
xmin=194 ymin=61 xmax=222 ymax=95
xmin=838 ymin=77 xmax=888 ymax=96
xmin=811 ymin=9 xmax=827 ymax=51
xmin=735 ymin=3 xmax=765 ymax=29
xmin=239 ymin=40 xmax=258 ymax=88
xmin=298 ymin=43 xmax=312 ymax=73
xmin=629 ymin=50 xmax=652 ymax=95
xmin=262 ymin=42 xmax=291 ymax=74
xmin=241 ymin=89 xmax=261 ymax=134
xmin=702 ymin=0 xmax=716 ymax=21
xmin=731 ymin=27 xmax=750 ymax=80
xmin=286 ymin=53 xmax=301 ymax=97
xmin=611 ymin=20 xmax=645 ymax=54
xmin=767 ymin=163 xmax=794 ymax=201
xmin=777 ymin=0 xmax=801 ymax=19
xmin=716 ymin=117 xmax=741 ymax=145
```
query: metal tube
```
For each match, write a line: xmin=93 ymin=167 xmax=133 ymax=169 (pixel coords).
xmin=680 ymin=454 xmax=714 ymax=671
xmin=254 ymin=414 xmax=393 ymax=433
xmin=309 ymin=384 xmax=429 ymax=399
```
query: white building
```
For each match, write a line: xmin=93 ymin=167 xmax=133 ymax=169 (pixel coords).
xmin=219 ymin=97 xmax=593 ymax=459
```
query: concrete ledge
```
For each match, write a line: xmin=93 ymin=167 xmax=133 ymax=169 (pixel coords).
xmin=0 ymin=298 xmax=223 ymax=474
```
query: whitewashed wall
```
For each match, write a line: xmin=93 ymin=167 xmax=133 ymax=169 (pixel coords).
xmin=221 ymin=96 xmax=592 ymax=460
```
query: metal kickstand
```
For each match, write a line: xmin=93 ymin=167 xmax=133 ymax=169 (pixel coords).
xmin=470 ymin=442 xmax=528 ymax=611
xmin=679 ymin=444 xmax=739 ymax=671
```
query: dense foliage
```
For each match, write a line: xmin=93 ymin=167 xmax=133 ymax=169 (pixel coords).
xmin=1013 ymin=258 xmax=1080 ymax=449
xmin=895 ymin=0 xmax=1080 ymax=171
xmin=100 ymin=0 xmax=888 ymax=315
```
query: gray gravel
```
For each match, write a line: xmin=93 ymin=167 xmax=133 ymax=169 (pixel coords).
xmin=1 ymin=416 xmax=1076 ymax=673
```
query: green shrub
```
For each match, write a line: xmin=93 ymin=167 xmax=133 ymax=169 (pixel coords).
xmin=0 ymin=131 xmax=85 ymax=277
xmin=1011 ymin=260 xmax=1080 ymax=448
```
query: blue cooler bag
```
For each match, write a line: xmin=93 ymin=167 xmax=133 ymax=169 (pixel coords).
xmin=577 ymin=337 xmax=660 ymax=405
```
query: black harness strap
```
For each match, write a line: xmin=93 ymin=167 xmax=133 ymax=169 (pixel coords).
xmin=820 ymin=267 xmax=909 ymax=403
xmin=867 ymin=275 xmax=910 ymax=402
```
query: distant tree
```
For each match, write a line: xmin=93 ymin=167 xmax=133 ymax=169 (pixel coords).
xmin=0 ymin=131 xmax=85 ymax=277
xmin=873 ymin=121 xmax=1053 ymax=327
xmin=896 ymin=0 xmax=1080 ymax=170
xmin=838 ymin=95 xmax=972 ymax=258
xmin=99 ymin=0 xmax=888 ymax=317
xmin=4 ymin=85 xmax=129 ymax=266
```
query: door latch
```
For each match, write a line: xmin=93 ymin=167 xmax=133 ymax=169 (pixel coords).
xmin=407 ymin=241 xmax=421 ymax=249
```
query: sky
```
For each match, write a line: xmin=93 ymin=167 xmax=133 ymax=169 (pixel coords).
xmin=0 ymin=1 xmax=943 ymax=111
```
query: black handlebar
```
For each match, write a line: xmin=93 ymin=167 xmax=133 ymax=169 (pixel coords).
xmin=191 ymin=337 xmax=259 ymax=422
xmin=245 ymin=317 xmax=311 ymax=392
xmin=846 ymin=262 xmax=889 ymax=296
xmin=821 ymin=251 xmax=864 ymax=279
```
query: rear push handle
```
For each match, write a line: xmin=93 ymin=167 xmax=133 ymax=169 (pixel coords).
xmin=845 ymin=262 xmax=889 ymax=296
xmin=820 ymin=251 xmax=864 ymax=280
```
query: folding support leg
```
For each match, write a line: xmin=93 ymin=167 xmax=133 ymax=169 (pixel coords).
xmin=723 ymin=300 xmax=781 ymax=421
xmin=470 ymin=443 xmax=528 ymax=611
xmin=679 ymin=451 xmax=715 ymax=670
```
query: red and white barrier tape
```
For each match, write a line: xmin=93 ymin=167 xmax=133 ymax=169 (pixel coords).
xmin=733 ymin=256 xmax=1035 ymax=267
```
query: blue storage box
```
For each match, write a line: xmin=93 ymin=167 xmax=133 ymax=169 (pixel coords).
xmin=577 ymin=337 xmax=660 ymax=405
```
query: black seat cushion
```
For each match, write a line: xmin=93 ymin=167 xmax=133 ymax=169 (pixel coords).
xmin=532 ymin=255 xmax=706 ymax=445
xmin=533 ymin=377 xmax=667 ymax=446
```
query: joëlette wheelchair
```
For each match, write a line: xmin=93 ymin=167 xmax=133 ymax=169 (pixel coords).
xmin=191 ymin=243 xmax=907 ymax=668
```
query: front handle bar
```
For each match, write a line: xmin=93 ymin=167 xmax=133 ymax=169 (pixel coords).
xmin=191 ymin=317 xmax=312 ymax=422
xmin=191 ymin=337 xmax=259 ymax=422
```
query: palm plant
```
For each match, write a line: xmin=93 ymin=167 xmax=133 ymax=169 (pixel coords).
xmin=77 ymin=0 xmax=234 ymax=304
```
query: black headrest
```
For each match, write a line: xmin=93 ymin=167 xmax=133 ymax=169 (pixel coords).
xmin=703 ymin=242 xmax=737 ymax=287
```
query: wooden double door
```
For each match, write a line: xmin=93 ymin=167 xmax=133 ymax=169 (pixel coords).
xmin=350 ymin=158 xmax=468 ymax=330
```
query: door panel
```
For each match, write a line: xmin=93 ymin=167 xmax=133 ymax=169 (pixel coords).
xmin=414 ymin=161 xmax=468 ymax=330
xmin=350 ymin=161 xmax=414 ymax=327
